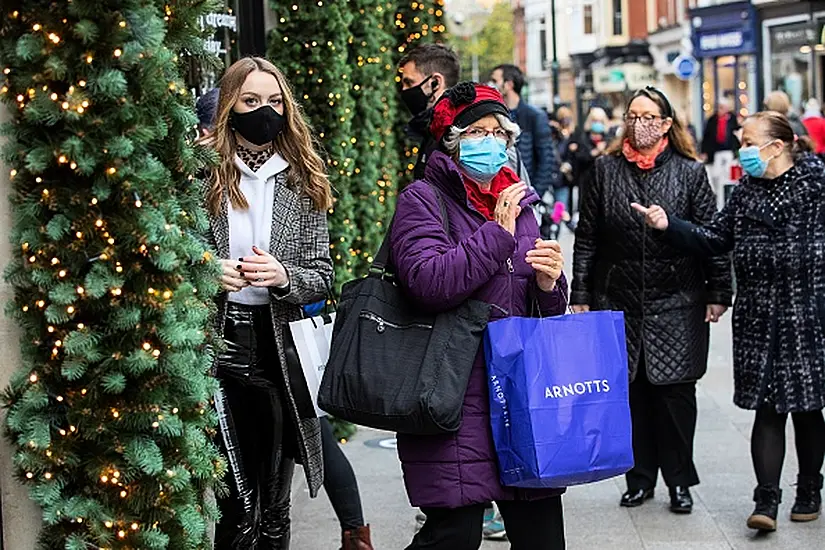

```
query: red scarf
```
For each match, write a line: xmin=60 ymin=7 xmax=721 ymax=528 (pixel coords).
xmin=622 ymin=138 xmax=669 ymax=171
xmin=464 ymin=166 xmax=520 ymax=220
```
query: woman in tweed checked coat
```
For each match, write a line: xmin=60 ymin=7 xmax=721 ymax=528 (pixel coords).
xmin=634 ymin=111 xmax=825 ymax=533
xmin=202 ymin=58 xmax=333 ymax=549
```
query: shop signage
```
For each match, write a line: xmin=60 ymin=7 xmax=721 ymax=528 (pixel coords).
xmin=199 ymin=12 xmax=238 ymax=57
xmin=771 ymin=23 xmax=817 ymax=49
xmin=690 ymin=2 xmax=757 ymax=57
xmin=593 ymin=63 xmax=657 ymax=94
xmin=672 ymin=55 xmax=698 ymax=81
xmin=699 ymin=31 xmax=743 ymax=52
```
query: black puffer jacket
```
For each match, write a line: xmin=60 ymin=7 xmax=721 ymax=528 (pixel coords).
xmin=572 ymin=148 xmax=733 ymax=384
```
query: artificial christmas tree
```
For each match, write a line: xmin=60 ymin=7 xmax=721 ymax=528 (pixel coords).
xmin=0 ymin=2 xmax=223 ymax=548
xmin=392 ymin=0 xmax=448 ymax=185
xmin=348 ymin=0 xmax=400 ymax=276
xmin=267 ymin=0 xmax=359 ymax=294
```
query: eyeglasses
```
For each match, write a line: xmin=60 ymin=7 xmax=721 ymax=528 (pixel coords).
xmin=464 ymin=127 xmax=510 ymax=140
xmin=623 ymin=114 xmax=665 ymax=124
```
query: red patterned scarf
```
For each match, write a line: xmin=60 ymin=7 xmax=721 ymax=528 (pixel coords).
xmin=464 ymin=166 xmax=520 ymax=220
xmin=622 ymin=137 xmax=669 ymax=170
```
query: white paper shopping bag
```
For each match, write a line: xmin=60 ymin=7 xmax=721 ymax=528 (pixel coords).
xmin=285 ymin=313 xmax=336 ymax=417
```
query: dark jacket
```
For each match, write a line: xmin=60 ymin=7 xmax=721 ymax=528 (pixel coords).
xmin=701 ymin=113 xmax=740 ymax=163
xmin=566 ymin=130 xmax=602 ymax=193
xmin=571 ymin=148 xmax=733 ymax=385
xmin=389 ymin=150 xmax=568 ymax=508
xmin=662 ymin=154 xmax=825 ymax=413
xmin=512 ymin=101 xmax=561 ymax=196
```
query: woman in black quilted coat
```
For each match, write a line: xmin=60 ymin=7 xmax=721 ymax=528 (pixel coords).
xmin=572 ymin=87 xmax=733 ymax=514
xmin=634 ymin=111 xmax=825 ymax=533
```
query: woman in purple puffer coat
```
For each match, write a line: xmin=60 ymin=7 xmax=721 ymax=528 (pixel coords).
xmin=389 ymin=82 xmax=568 ymax=549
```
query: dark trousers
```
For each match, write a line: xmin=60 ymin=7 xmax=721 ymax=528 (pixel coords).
xmin=751 ymin=405 xmax=825 ymax=487
xmin=214 ymin=303 xmax=295 ymax=550
xmin=320 ymin=416 xmax=365 ymax=530
xmin=625 ymin=363 xmax=700 ymax=491
xmin=406 ymin=497 xmax=565 ymax=550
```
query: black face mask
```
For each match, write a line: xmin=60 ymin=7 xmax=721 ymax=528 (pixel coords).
xmin=401 ymin=75 xmax=438 ymax=116
xmin=230 ymin=106 xmax=286 ymax=146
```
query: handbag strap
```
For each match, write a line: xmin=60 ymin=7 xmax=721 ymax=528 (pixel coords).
xmin=372 ymin=182 xmax=450 ymax=274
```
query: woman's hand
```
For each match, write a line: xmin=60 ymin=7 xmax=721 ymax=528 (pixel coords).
xmin=706 ymin=304 xmax=728 ymax=323
xmin=571 ymin=305 xmax=590 ymax=314
xmin=495 ymin=183 xmax=527 ymax=236
xmin=220 ymin=259 xmax=248 ymax=292
xmin=526 ymin=239 xmax=564 ymax=292
xmin=631 ymin=202 xmax=669 ymax=231
xmin=236 ymin=245 xmax=289 ymax=288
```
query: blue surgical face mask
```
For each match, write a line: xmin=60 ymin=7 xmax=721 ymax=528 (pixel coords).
xmin=458 ymin=136 xmax=509 ymax=182
xmin=590 ymin=122 xmax=606 ymax=134
xmin=739 ymin=140 xmax=778 ymax=178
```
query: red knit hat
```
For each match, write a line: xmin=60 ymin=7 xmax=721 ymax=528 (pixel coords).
xmin=430 ymin=82 xmax=511 ymax=142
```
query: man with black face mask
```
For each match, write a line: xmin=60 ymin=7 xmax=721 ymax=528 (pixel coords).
xmin=398 ymin=44 xmax=461 ymax=180
xmin=398 ymin=45 xmax=532 ymax=191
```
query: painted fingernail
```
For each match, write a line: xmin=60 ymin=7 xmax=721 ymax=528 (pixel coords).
xmin=236 ymin=264 xmax=242 ymax=270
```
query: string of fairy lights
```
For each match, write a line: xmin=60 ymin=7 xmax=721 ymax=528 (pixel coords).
xmin=1 ymin=4 xmax=221 ymax=548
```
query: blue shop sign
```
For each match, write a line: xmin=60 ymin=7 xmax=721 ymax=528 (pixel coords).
xmin=690 ymin=1 xmax=757 ymax=58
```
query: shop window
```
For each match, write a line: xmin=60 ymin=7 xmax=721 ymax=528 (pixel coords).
xmin=613 ymin=0 xmax=623 ymax=36
xmin=584 ymin=4 xmax=593 ymax=35
xmin=539 ymin=18 xmax=548 ymax=68
xmin=770 ymin=23 xmax=815 ymax=113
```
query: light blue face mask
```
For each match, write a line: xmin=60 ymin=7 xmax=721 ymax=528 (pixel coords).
xmin=590 ymin=122 xmax=606 ymax=134
xmin=458 ymin=136 xmax=509 ymax=182
xmin=739 ymin=140 xmax=778 ymax=178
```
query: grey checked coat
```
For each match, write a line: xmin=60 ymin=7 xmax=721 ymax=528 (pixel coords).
xmin=664 ymin=153 xmax=825 ymax=413
xmin=207 ymin=169 xmax=332 ymax=497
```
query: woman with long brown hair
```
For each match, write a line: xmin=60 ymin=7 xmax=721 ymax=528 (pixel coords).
xmin=571 ymin=87 xmax=733 ymax=514
xmin=202 ymin=57 xmax=333 ymax=549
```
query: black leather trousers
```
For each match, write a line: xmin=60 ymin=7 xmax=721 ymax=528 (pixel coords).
xmin=214 ymin=303 xmax=295 ymax=550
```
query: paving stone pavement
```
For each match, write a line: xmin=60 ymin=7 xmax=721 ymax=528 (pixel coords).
xmin=291 ymin=231 xmax=825 ymax=549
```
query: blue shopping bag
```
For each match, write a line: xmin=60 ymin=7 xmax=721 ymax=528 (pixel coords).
xmin=484 ymin=311 xmax=633 ymax=488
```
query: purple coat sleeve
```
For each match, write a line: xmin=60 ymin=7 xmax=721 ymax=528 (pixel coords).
xmin=389 ymin=183 xmax=516 ymax=312
xmin=533 ymin=272 xmax=569 ymax=317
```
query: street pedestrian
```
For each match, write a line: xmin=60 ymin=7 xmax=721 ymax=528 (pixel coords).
xmin=801 ymin=98 xmax=825 ymax=155
xmin=765 ymin=90 xmax=809 ymax=139
xmin=390 ymin=82 xmax=568 ymax=550
xmin=397 ymin=44 xmax=461 ymax=181
xmin=564 ymin=106 xmax=610 ymax=230
xmin=633 ymin=111 xmax=825 ymax=533
xmin=572 ymin=87 xmax=734 ymax=515
xmin=201 ymin=57 xmax=334 ymax=549
xmin=199 ymin=88 xmax=375 ymax=550
xmin=701 ymin=97 xmax=740 ymax=210
xmin=490 ymin=64 xmax=561 ymax=203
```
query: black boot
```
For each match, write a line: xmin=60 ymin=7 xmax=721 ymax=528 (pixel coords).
xmin=669 ymin=486 xmax=693 ymax=514
xmin=747 ymin=485 xmax=782 ymax=532
xmin=791 ymin=474 xmax=823 ymax=522
xmin=620 ymin=488 xmax=655 ymax=507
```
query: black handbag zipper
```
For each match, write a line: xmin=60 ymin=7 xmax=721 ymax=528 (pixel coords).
xmin=359 ymin=311 xmax=434 ymax=333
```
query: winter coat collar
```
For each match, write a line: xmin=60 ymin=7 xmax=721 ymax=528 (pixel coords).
xmin=423 ymin=150 xmax=539 ymax=213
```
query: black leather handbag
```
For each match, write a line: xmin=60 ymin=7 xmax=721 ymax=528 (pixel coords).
xmin=317 ymin=184 xmax=491 ymax=434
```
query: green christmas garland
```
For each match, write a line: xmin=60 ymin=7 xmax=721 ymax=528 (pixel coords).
xmin=0 ymin=1 xmax=223 ymax=548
